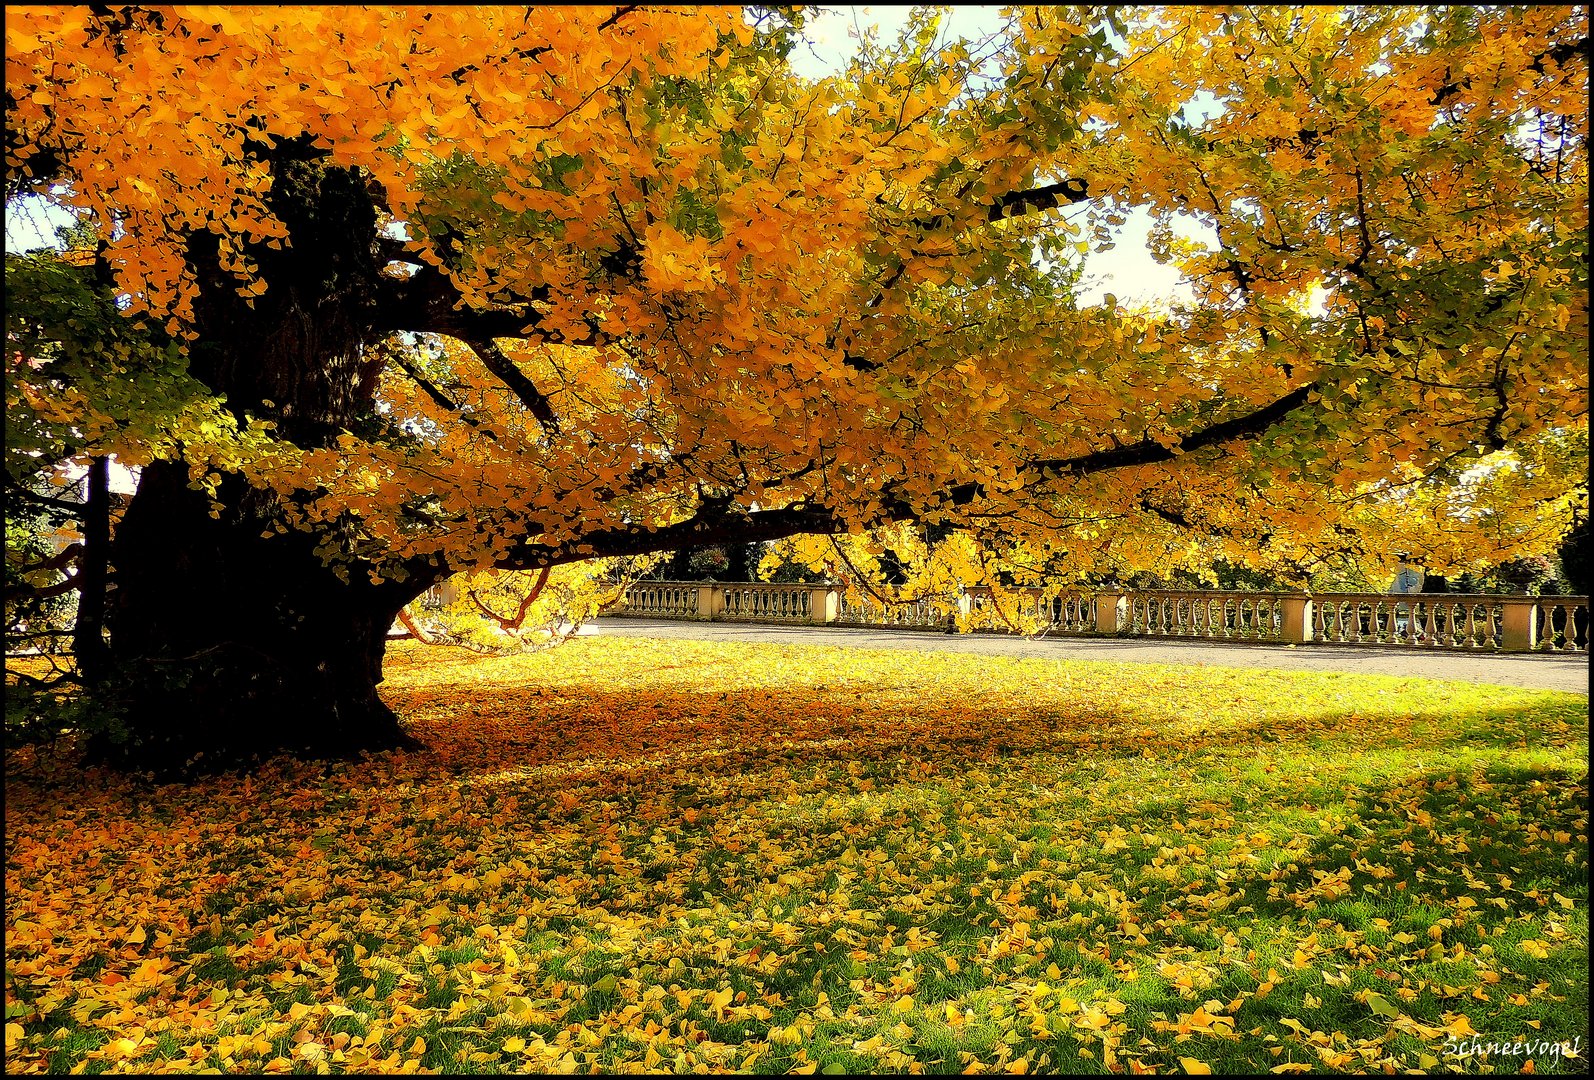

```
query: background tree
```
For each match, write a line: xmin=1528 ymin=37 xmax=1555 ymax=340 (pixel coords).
xmin=654 ymin=543 xmax=766 ymax=582
xmin=5 ymin=5 xmax=1586 ymax=770
xmin=400 ymin=554 xmax=665 ymax=653
xmin=1558 ymin=512 xmax=1590 ymax=594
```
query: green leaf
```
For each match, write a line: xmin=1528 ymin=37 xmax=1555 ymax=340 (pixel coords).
xmin=1363 ymin=991 xmax=1400 ymax=1019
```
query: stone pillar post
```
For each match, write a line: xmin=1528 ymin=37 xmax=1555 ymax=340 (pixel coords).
xmin=1095 ymin=593 xmax=1128 ymax=635
xmin=809 ymin=587 xmax=839 ymax=624
xmin=696 ymin=584 xmax=724 ymax=620
xmin=1499 ymin=598 xmax=1539 ymax=652
xmin=1279 ymin=596 xmax=1313 ymax=644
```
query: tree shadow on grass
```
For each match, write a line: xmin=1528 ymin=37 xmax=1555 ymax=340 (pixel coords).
xmin=4 ymin=649 xmax=1586 ymax=1076
xmin=371 ymin=663 xmax=1581 ymax=795
xmin=349 ymin=672 xmax=1588 ymax=912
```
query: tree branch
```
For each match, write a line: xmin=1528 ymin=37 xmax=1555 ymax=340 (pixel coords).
xmin=374 ymin=255 xmax=608 ymax=348
xmin=466 ymin=564 xmax=552 ymax=630
xmin=491 ymin=381 xmax=1323 ymax=569
xmin=985 ymin=177 xmax=1092 ymax=222
xmin=11 ymin=542 xmax=84 ymax=577
xmin=1430 ymin=35 xmax=1587 ymax=106
xmin=596 ymin=5 xmax=640 ymax=33
xmin=940 ymin=382 xmax=1319 ymax=508
xmin=387 ymin=350 xmax=482 ymax=426
xmin=1028 ymin=383 xmax=1316 ymax=481
xmin=4 ymin=574 xmax=81 ymax=602
xmin=495 ymin=504 xmax=846 ymax=570
xmin=907 ymin=177 xmax=1092 ymax=234
xmin=3 ymin=483 xmax=88 ymax=516
xmin=839 ymin=177 xmax=1093 ymax=373
xmin=395 ymin=607 xmax=441 ymax=644
xmin=457 ymin=335 xmax=561 ymax=433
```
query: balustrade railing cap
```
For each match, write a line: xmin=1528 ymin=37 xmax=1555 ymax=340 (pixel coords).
xmin=962 ymin=585 xmax=1310 ymax=598
xmin=629 ymin=582 xmax=1586 ymax=603
xmin=1309 ymin=592 xmax=1571 ymax=601
xmin=1128 ymin=589 xmax=1311 ymax=598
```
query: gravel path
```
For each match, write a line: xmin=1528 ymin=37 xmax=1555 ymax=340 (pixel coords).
xmin=583 ymin=617 xmax=1590 ymax=695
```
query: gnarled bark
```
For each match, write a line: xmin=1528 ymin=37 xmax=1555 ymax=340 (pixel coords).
xmin=89 ymin=145 xmax=440 ymax=772
xmin=96 ymin=464 xmax=430 ymax=772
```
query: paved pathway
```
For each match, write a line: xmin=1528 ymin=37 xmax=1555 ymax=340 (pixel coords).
xmin=582 ymin=617 xmax=1590 ymax=695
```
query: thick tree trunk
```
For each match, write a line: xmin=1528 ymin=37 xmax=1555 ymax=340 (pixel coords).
xmin=81 ymin=142 xmax=440 ymax=773
xmin=95 ymin=463 xmax=430 ymax=773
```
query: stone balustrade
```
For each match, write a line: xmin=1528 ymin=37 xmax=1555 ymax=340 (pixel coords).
xmin=1314 ymin=593 xmax=1487 ymax=648
xmin=963 ymin=587 xmax=1099 ymax=634
xmin=1533 ymin=596 xmax=1591 ymax=652
xmin=607 ymin=581 xmax=1590 ymax=653
xmin=620 ymin=581 xmax=700 ymax=619
xmin=1123 ymin=591 xmax=1296 ymax=642
xmin=715 ymin=582 xmax=819 ymax=622
xmin=837 ymin=592 xmax=948 ymax=629
xmin=617 ymin=581 xmax=835 ymax=624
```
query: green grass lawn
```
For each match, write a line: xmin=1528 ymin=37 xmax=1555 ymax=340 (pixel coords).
xmin=5 ymin=638 xmax=1588 ymax=1073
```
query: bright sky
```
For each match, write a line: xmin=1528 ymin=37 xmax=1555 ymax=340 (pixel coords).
xmin=4 ymin=193 xmax=73 ymax=252
xmin=787 ymin=4 xmax=1208 ymax=309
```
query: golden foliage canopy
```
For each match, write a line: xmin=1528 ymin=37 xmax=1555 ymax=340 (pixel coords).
xmin=6 ymin=5 xmax=1588 ymax=581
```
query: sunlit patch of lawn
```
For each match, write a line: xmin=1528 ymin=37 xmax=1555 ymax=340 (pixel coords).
xmin=5 ymin=638 xmax=1588 ymax=1073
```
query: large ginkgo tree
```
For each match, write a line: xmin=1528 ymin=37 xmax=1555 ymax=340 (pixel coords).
xmin=4 ymin=5 xmax=1586 ymax=768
